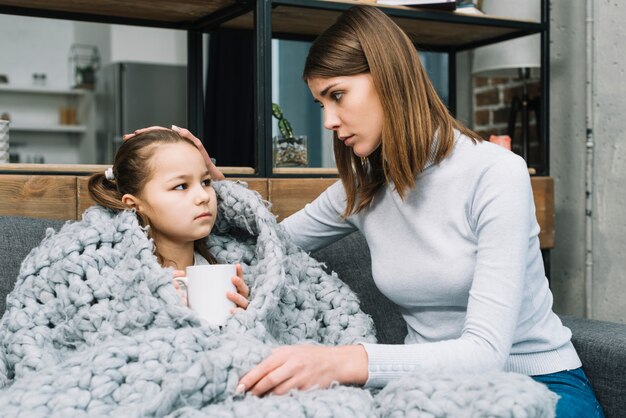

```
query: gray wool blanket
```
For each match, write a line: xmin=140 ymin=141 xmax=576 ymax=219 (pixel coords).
xmin=0 ymin=180 xmax=557 ymax=417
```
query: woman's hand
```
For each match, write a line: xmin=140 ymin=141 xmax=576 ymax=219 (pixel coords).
xmin=172 ymin=269 xmax=188 ymax=306
xmin=228 ymin=263 xmax=249 ymax=311
xmin=123 ymin=125 xmax=225 ymax=181
xmin=236 ymin=345 xmax=368 ymax=396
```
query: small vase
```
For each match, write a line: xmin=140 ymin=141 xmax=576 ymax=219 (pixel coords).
xmin=273 ymin=135 xmax=308 ymax=167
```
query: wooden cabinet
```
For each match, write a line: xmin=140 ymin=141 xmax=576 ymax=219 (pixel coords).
xmin=0 ymin=173 xmax=555 ymax=249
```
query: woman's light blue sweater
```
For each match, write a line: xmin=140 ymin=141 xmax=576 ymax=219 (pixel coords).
xmin=281 ymin=132 xmax=581 ymax=387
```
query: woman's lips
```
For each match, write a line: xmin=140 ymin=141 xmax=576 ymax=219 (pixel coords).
xmin=340 ymin=135 xmax=354 ymax=145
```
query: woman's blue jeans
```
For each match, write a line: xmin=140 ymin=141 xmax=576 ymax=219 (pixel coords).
xmin=532 ymin=367 xmax=605 ymax=418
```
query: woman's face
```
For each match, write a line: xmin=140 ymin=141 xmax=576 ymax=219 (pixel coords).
xmin=307 ymin=74 xmax=384 ymax=158
xmin=125 ymin=142 xmax=217 ymax=248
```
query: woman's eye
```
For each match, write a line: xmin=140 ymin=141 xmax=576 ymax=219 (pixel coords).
xmin=174 ymin=184 xmax=187 ymax=191
xmin=331 ymin=92 xmax=344 ymax=101
xmin=201 ymin=179 xmax=211 ymax=187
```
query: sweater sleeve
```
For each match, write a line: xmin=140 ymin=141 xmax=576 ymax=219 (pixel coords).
xmin=361 ymin=156 xmax=534 ymax=387
xmin=280 ymin=180 xmax=357 ymax=252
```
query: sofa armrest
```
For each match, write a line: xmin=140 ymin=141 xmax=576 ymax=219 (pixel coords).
xmin=561 ymin=315 xmax=626 ymax=418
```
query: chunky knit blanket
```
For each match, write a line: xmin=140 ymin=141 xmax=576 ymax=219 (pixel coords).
xmin=0 ymin=180 xmax=557 ymax=417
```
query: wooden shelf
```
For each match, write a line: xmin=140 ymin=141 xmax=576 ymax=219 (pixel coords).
xmin=0 ymin=85 xmax=88 ymax=95
xmin=9 ymin=124 xmax=87 ymax=133
xmin=0 ymin=172 xmax=555 ymax=249
xmin=223 ymin=0 xmax=541 ymax=50
xmin=273 ymin=167 xmax=338 ymax=175
xmin=0 ymin=0 xmax=542 ymax=50
xmin=0 ymin=163 xmax=256 ymax=175
xmin=0 ymin=0 xmax=234 ymax=25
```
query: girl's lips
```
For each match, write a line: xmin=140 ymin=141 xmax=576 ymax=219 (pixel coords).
xmin=195 ymin=213 xmax=212 ymax=220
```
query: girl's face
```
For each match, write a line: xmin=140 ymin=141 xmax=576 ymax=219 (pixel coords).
xmin=307 ymin=74 xmax=384 ymax=158
xmin=125 ymin=142 xmax=217 ymax=247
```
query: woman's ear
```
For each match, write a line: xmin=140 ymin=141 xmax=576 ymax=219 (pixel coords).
xmin=121 ymin=194 xmax=141 ymax=211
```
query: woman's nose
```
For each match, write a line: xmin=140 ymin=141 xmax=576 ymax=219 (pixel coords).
xmin=323 ymin=108 xmax=340 ymax=131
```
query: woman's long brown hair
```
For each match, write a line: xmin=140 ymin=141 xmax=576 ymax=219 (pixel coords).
xmin=87 ymin=129 xmax=216 ymax=266
xmin=303 ymin=6 xmax=481 ymax=216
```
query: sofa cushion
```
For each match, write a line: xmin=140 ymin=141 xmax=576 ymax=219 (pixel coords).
xmin=561 ymin=315 xmax=626 ymax=418
xmin=313 ymin=232 xmax=407 ymax=344
xmin=0 ymin=216 xmax=65 ymax=314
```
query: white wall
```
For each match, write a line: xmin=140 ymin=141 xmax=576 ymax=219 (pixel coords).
xmin=549 ymin=0 xmax=588 ymax=318
xmin=73 ymin=21 xmax=112 ymax=70
xmin=587 ymin=0 xmax=626 ymax=323
xmin=110 ymin=25 xmax=186 ymax=65
xmin=0 ymin=15 xmax=186 ymax=164
xmin=550 ymin=0 xmax=626 ymax=323
xmin=0 ymin=15 xmax=74 ymax=88
xmin=0 ymin=16 xmax=187 ymax=86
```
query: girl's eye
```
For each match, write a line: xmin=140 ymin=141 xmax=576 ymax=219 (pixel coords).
xmin=201 ymin=179 xmax=211 ymax=187
xmin=174 ymin=184 xmax=187 ymax=191
xmin=331 ymin=92 xmax=344 ymax=101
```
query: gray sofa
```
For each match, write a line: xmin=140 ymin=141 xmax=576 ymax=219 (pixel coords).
xmin=1 ymin=215 xmax=625 ymax=417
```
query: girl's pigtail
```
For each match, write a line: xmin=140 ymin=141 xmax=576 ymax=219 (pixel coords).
xmin=87 ymin=172 xmax=127 ymax=212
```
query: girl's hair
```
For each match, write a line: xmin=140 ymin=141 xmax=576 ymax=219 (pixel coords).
xmin=88 ymin=129 xmax=217 ymax=265
xmin=303 ymin=6 xmax=482 ymax=216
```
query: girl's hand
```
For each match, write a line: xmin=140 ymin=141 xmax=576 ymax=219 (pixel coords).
xmin=172 ymin=269 xmax=188 ymax=306
xmin=236 ymin=345 xmax=368 ymax=396
xmin=122 ymin=125 xmax=225 ymax=180
xmin=227 ymin=263 xmax=249 ymax=311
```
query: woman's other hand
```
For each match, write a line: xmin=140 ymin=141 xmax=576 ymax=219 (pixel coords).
xmin=236 ymin=345 xmax=368 ymax=396
xmin=228 ymin=263 xmax=249 ymax=311
xmin=123 ymin=125 xmax=225 ymax=181
xmin=172 ymin=269 xmax=188 ymax=306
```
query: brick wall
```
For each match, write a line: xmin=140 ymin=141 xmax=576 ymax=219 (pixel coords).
xmin=473 ymin=76 xmax=542 ymax=169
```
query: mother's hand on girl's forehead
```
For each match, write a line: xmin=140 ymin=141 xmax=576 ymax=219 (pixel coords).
xmin=122 ymin=125 xmax=225 ymax=180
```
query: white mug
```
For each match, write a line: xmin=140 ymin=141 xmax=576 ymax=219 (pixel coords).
xmin=176 ymin=264 xmax=237 ymax=326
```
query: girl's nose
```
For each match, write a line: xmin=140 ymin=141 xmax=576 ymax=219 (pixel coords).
xmin=195 ymin=185 xmax=211 ymax=205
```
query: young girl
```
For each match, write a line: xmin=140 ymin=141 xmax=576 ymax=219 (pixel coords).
xmin=88 ymin=128 xmax=249 ymax=310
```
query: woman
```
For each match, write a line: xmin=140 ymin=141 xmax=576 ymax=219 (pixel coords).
xmin=131 ymin=7 xmax=604 ymax=417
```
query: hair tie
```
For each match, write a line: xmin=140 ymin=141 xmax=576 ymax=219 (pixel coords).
xmin=104 ymin=167 xmax=115 ymax=181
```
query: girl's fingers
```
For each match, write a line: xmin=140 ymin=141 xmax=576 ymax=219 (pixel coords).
xmin=227 ymin=291 xmax=249 ymax=309
xmin=232 ymin=264 xmax=250 ymax=297
xmin=171 ymin=271 xmax=188 ymax=306
xmin=231 ymin=276 xmax=249 ymax=298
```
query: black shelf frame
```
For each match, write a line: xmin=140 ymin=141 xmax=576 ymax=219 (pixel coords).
xmin=198 ymin=0 xmax=548 ymax=178
xmin=0 ymin=0 xmax=549 ymax=178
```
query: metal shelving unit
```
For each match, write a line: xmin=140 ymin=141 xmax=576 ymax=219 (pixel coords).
xmin=0 ymin=0 xmax=549 ymax=177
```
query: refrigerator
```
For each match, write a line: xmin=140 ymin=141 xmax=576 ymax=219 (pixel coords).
xmin=97 ymin=62 xmax=187 ymax=164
